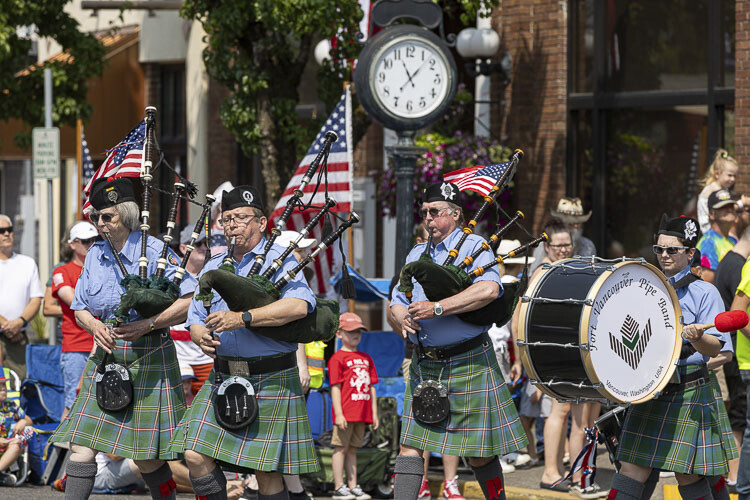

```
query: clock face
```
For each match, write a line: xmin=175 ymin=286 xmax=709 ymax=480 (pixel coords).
xmin=370 ymin=37 xmax=450 ymax=119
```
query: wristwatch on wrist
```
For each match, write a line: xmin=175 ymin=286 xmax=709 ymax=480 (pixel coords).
xmin=148 ymin=319 xmax=156 ymax=331
xmin=433 ymin=302 xmax=444 ymax=316
xmin=242 ymin=311 xmax=253 ymax=329
xmin=20 ymin=316 xmax=28 ymax=328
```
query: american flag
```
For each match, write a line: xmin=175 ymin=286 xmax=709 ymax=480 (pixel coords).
xmin=81 ymin=120 xmax=146 ymax=214
xmin=80 ymin=128 xmax=95 ymax=209
xmin=443 ymin=161 xmax=512 ymax=196
xmin=271 ymin=89 xmax=353 ymax=295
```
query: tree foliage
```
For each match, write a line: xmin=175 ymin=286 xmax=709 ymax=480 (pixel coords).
xmin=182 ymin=0 xmax=498 ymax=208
xmin=0 ymin=0 xmax=106 ymax=149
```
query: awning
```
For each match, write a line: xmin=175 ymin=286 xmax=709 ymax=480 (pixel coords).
xmin=329 ymin=266 xmax=391 ymax=302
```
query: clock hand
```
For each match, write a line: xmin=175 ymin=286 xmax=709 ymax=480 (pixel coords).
xmin=400 ymin=61 xmax=417 ymax=92
xmin=409 ymin=58 xmax=431 ymax=80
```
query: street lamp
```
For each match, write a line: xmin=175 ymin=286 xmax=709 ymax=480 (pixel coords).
xmin=456 ymin=27 xmax=511 ymax=83
xmin=314 ymin=39 xmax=332 ymax=66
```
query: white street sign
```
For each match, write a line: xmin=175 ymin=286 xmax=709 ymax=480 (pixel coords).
xmin=32 ymin=127 xmax=60 ymax=179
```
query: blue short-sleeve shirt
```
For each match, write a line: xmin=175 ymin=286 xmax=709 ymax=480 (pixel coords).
xmin=185 ymin=237 xmax=316 ymax=358
xmin=72 ymin=231 xmax=197 ymax=321
xmin=669 ymin=265 xmax=732 ymax=365
xmin=390 ymin=227 xmax=503 ymax=347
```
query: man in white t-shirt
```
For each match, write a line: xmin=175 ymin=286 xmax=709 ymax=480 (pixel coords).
xmin=0 ymin=214 xmax=42 ymax=379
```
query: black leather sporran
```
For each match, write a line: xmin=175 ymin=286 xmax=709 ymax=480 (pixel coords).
xmin=214 ymin=376 xmax=259 ymax=431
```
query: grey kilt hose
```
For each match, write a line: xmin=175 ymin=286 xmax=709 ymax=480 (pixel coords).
xmin=616 ymin=364 xmax=737 ymax=475
xmin=168 ymin=358 xmax=319 ymax=475
xmin=50 ymin=329 xmax=187 ymax=460
xmin=400 ymin=337 xmax=528 ymax=457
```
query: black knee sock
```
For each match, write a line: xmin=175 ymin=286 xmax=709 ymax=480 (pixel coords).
xmin=677 ymin=478 xmax=712 ymax=500
xmin=64 ymin=461 xmax=97 ymax=500
xmin=394 ymin=456 xmax=425 ymax=500
xmin=639 ymin=470 xmax=659 ymax=500
xmin=140 ymin=462 xmax=177 ymax=500
xmin=259 ymin=487 xmax=290 ymax=500
xmin=708 ymin=476 xmax=730 ymax=500
xmin=470 ymin=457 xmax=506 ymax=500
xmin=609 ymin=473 xmax=644 ymax=500
xmin=190 ymin=466 xmax=228 ymax=500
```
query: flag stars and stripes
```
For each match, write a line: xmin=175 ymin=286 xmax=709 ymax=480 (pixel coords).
xmin=443 ymin=161 xmax=512 ymax=196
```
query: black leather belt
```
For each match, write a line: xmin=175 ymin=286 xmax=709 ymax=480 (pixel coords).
xmin=662 ymin=365 xmax=710 ymax=394
xmin=215 ymin=351 xmax=296 ymax=376
xmin=415 ymin=332 xmax=490 ymax=361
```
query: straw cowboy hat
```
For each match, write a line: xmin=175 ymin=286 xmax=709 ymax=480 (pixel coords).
xmin=550 ymin=197 xmax=592 ymax=223
xmin=497 ymin=239 xmax=535 ymax=264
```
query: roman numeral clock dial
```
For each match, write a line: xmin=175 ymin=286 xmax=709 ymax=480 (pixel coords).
xmin=354 ymin=25 xmax=458 ymax=131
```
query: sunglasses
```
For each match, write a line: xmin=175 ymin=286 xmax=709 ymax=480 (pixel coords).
xmin=652 ymin=245 xmax=690 ymax=255
xmin=0 ymin=226 xmax=12 ymax=235
xmin=90 ymin=213 xmax=115 ymax=224
xmin=419 ymin=207 xmax=449 ymax=219
xmin=77 ymin=237 xmax=97 ymax=246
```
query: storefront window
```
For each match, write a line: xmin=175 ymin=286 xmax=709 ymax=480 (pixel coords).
xmin=572 ymin=0 xmax=594 ymax=93
xmin=606 ymin=0 xmax=708 ymax=92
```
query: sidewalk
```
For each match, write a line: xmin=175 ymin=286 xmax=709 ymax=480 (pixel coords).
xmin=423 ymin=445 xmax=686 ymax=500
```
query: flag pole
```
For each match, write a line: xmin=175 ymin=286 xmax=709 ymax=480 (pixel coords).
xmin=347 ymin=224 xmax=355 ymax=313
xmin=76 ymin=119 xmax=83 ymax=220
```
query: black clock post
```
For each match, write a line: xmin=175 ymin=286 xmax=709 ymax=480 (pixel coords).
xmin=354 ymin=0 xmax=459 ymax=269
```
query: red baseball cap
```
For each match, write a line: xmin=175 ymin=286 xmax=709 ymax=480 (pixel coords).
xmin=338 ymin=312 xmax=368 ymax=332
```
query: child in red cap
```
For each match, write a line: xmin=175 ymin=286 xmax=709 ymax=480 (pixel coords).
xmin=329 ymin=313 xmax=379 ymax=500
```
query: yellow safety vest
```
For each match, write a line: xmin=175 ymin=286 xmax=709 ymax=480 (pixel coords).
xmin=305 ymin=341 xmax=326 ymax=389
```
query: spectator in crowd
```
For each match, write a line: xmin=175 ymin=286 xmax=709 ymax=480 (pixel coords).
xmin=698 ymin=148 xmax=738 ymax=233
xmin=329 ymin=312 xmax=379 ymax=500
xmin=386 ymin=224 xmax=471 ymax=498
xmin=170 ymin=225 xmax=213 ymax=402
xmin=530 ymin=197 xmax=595 ymax=273
xmin=0 ymin=369 xmax=33 ymax=486
xmin=43 ymin=226 xmax=75 ymax=345
xmin=697 ymin=189 xmax=737 ymax=283
xmin=730 ymin=244 xmax=750 ymax=497
xmin=712 ymin=202 xmax=750 ymax=491
xmin=0 ymin=214 xmax=42 ymax=379
xmin=50 ymin=221 xmax=99 ymax=420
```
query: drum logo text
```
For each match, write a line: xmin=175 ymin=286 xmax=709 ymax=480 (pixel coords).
xmin=609 ymin=315 xmax=653 ymax=370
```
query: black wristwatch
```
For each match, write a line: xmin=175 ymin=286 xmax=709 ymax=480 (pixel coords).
xmin=242 ymin=311 xmax=253 ymax=329
xmin=20 ymin=316 xmax=28 ymax=328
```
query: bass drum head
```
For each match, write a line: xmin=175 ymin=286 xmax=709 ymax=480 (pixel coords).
xmin=581 ymin=260 xmax=682 ymax=404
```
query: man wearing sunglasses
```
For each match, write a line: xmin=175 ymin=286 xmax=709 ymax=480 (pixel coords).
xmin=696 ymin=189 xmax=738 ymax=284
xmin=609 ymin=214 xmax=736 ymax=500
xmin=391 ymin=182 xmax=527 ymax=500
xmin=0 ymin=214 xmax=42 ymax=379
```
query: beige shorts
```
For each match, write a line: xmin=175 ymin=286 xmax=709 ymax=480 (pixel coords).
xmin=332 ymin=421 xmax=367 ymax=448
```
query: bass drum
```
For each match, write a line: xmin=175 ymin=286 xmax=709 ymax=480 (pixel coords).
xmin=518 ymin=258 xmax=682 ymax=404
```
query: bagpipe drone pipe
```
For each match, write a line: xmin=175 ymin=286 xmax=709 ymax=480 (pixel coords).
xmin=194 ymin=131 xmax=360 ymax=343
xmin=397 ymin=149 xmax=548 ymax=326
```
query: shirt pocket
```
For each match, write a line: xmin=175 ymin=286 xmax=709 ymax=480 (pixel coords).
xmin=84 ymin=280 xmax=105 ymax=315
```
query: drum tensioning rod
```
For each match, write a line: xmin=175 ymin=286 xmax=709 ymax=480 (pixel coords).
xmin=520 ymin=296 xmax=594 ymax=306
xmin=516 ymin=340 xmax=584 ymax=350
xmin=530 ymin=379 xmax=603 ymax=390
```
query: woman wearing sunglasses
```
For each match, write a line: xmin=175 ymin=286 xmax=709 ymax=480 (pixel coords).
xmin=608 ymin=215 xmax=737 ymax=500
xmin=49 ymin=221 xmax=99 ymax=421
xmin=50 ymin=178 xmax=197 ymax=500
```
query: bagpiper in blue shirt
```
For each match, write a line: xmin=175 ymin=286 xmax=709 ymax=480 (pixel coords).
xmin=669 ymin=264 xmax=733 ymax=366
xmin=72 ymin=231 xmax=197 ymax=321
xmin=185 ymin=236 xmax=316 ymax=358
xmin=390 ymin=227 xmax=503 ymax=348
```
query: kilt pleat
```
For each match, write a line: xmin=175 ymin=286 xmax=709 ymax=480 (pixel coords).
xmin=50 ymin=331 xmax=186 ymax=460
xmin=616 ymin=364 xmax=732 ymax=475
xmin=400 ymin=338 xmax=528 ymax=457
xmin=710 ymin=371 xmax=740 ymax=461
xmin=168 ymin=363 xmax=319 ymax=474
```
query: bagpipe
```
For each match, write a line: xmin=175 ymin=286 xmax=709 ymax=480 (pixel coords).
xmin=195 ymin=131 xmax=360 ymax=344
xmin=397 ymin=149 xmax=548 ymax=326
xmin=97 ymin=106 xmax=210 ymax=412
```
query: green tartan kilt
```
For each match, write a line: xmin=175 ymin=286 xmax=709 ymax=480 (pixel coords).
xmin=400 ymin=337 xmax=528 ymax=457
xmin=710 ymin=371 xmax=740 ymax=461
xmin=616 ymin=364 xmax=732 ymax=475
xmin=50 ymin=330 xmax=186 ymax=460
xmin=168 ymin=360 xmax=319 ymax=475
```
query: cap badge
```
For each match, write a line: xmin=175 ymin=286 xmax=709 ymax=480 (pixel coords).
xmin=684 ymin=219 xmax=697 ymax=240
xmin=107 ymin=190 xmax=119 ymax=203
xmin=242 ymin=190 xmax=254 ymax=204
xmin=440 ymin=183 xmax=456 ymax=201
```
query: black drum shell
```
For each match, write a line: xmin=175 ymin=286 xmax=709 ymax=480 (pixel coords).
xmin=521 ymin=261 xmax=606 ymax=401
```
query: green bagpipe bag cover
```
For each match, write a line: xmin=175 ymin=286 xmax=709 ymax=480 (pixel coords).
xmin=115 ymin=275 xmax=181 ymax=322
xmin=195 ymin=268 xmax=340 ymax=343
xmin=397 ymin=253 xmax=527 ymax=326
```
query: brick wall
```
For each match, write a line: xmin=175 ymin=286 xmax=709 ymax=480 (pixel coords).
xmin=737 ymin=0 xmax=750 ymax=194
xmin=493 ymin=0 xmax=568 ymax=232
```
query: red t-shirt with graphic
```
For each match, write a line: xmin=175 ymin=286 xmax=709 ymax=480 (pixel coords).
xmin=328 ymin=350 xmax=378 ymax=423
xmin=51 ymin=261 xmax=94 ymax=353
